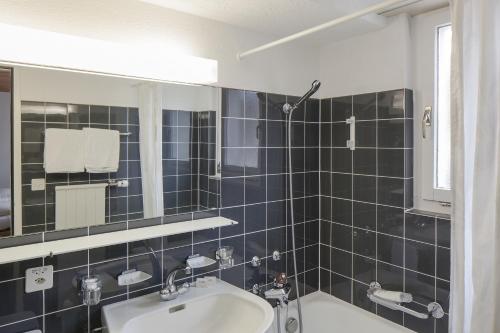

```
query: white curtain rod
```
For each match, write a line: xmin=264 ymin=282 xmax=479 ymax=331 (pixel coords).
xmin=237 ymin=0 xmax=417 ymax=60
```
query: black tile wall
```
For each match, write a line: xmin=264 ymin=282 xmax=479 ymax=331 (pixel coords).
xmin=1 ymin=87 xmax=320 ymax=332
xmin=220 ymin=88 xmax=320 ymax=299
xmin=20 ymin=102 xmax=144 ymax=234
xmin=162 ymin=110 xmax=219 ymax=215
xmin=319 ymin=89 xmax=451 ymax=333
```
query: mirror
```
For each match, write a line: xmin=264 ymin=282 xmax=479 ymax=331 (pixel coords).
xmin=2 ymin=65 xmax=220 ymax=237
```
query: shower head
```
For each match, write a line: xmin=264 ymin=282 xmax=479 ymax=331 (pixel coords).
xmin=283 ymin=80 xmax=321 ymax=114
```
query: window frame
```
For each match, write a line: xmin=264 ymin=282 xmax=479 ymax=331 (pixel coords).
xmin=412 ymin=9 xmax=452 ymax=215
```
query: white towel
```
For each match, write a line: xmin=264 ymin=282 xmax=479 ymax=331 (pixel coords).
xmin=83 ymin=128 xmax=120 ymax=173
xmin=44 ymin=128 xmax=85 ymax=173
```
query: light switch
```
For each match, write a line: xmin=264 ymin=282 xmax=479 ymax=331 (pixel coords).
xmin=31 ymin=178 xmax=45 ymax=191
xmin=25 ymin=265 xmax=53 ymax=293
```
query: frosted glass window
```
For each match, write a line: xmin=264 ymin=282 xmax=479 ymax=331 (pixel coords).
xmin=435 ymin=25 xmax=452 ymax=190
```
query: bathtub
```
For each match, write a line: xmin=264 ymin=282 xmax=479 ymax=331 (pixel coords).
xmin=266 ymin=291 xmax=414 ymax=333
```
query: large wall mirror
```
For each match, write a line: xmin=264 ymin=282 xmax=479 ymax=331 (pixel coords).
xmin=0 ymin=65 xmax=221 ymax=238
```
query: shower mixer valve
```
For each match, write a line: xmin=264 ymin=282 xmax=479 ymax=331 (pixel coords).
xmin=264 ymin=272 xmax=291 ymax=307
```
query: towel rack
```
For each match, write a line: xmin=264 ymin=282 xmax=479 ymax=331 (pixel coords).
xmin=42 ymin=130 xmax=131 ymax=136
xmin=367 ymin=282 xmax=444 ymax=320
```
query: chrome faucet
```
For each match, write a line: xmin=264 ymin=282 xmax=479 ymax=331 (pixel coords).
xmin=264 ymin=272 xmax=291 ymax=307
xmin=159 ymin=265 xmax=192 ymax=301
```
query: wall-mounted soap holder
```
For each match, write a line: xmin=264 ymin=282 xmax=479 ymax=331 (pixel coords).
xmin=186 ymin=254 xmax=217 ymax=269
xmin=117 ymin=269 xmax=152 ymax=286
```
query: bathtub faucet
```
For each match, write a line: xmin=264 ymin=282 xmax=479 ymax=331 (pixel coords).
xmin=265 ymin=272 xmax=291 ymax=307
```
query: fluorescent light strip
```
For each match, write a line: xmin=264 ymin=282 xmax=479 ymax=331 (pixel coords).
xmin=0 ymin=23 xmax=218 ymax=84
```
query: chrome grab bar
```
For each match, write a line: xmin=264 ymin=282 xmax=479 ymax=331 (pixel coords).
xmin=367 ymin=282 xmax=444 ymax=320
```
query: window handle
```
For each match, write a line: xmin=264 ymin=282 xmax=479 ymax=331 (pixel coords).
xmin=422 ymin=106 xmax=432 ymax=138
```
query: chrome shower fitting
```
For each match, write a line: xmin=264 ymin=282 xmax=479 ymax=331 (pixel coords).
xmin=282 ymin=80 xmax=321 ymax=114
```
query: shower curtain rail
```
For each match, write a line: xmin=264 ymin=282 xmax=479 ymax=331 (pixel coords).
xmin=237 ymin=0 xmax=420 ymax=60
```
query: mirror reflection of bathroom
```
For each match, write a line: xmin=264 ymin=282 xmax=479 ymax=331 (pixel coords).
xmin=12 ymin=67 xmax=221 ymax=236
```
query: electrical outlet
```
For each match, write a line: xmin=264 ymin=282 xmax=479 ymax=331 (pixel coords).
xmin=25 ymin=265 xmax=53 ymax=293
xmin=31 ymin=178 xmax=45 ymax=191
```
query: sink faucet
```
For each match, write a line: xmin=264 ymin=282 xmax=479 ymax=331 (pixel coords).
xmin=160 ymin=265 xmax=192 ymax=301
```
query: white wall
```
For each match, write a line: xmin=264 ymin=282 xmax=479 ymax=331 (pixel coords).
xmin=0 ymin=0 xmax=319 ymax=97
xmin=318 ymin=14 xmax=412 ymax=98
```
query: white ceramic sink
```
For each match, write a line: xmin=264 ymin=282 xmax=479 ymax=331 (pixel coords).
xmin=102 ymin=279 xmax=274 ymax=333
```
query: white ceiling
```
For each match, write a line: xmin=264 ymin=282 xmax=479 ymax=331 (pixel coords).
xmin=140 ymin=0 xmax=448 ymax=42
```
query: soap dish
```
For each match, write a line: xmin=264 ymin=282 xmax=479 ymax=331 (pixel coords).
xmin=118 ymin=269 xmax=152 ymax=286
xmin=186 ymin=254 xmax=217 ymax=269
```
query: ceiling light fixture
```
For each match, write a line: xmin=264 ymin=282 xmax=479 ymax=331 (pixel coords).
xmin=0 ymin=23 xmax=218 ymax=85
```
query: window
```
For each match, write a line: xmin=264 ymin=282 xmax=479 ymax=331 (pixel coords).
xmin=413 ymin=12 xmax=452 ymax=213
xmin=435 ymin=24 xmax=452 ymax=192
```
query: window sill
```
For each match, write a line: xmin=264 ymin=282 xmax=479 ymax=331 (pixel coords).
xmin=405 ymin=208 xmax=451 ymax=220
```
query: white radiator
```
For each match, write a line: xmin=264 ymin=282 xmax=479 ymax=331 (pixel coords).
xmin=55 ymin=183 xmax=107 ymax=230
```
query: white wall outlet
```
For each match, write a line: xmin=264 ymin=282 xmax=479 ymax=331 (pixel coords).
xmin=25 ymin=265 xmax=53 ymax=293
xmin=31 ymin=178 xmax=46 ymax=191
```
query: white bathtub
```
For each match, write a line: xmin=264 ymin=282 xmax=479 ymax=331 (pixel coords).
xmin=266 ymin=291 xmax=414 ymax=333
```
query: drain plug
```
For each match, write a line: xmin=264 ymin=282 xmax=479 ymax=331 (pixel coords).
xmin=285 ymin=317 xmax=298 ymax=333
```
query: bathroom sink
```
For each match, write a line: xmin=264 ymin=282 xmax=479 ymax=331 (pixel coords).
xmin=102 ymin=279 xmax=274 ymax=333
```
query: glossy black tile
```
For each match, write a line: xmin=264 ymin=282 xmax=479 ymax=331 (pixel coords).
xmin=222 ymin=89 xmax=244 ymax=118
xmin=331 ymin=96 xmax=352 ymax=122
xmin=406 ymin=239 xmax=435 ymax=276
xmin=332 ymin=173 xmax=352 ymax=199
xmin=45 ymin=266 xmax=86 ymax=312
xmin=21 ymin=101 xmax=45 ymax=122
xmin=330 ymin=248 xmax=352 ymax=277
xmin=353 ymin=175 xmax=376 ymax=203
xmin=353 ymin=228 xmax=376 ymax=258
xmin=245 ymin=176 xmax=266 ymax=204
xmin=220 ymin=264 xmax=244 ymax=289
xmin=320 ymin=196 xmax=332 ymax=222
xmin=0 ymin=279 xmax=42 ymax=326
xmin=378 ymin=119 xmax=405 ymax=148
xmin=405 ymin=213 xmax=435 ymax=244
xmin=331 ymin=223 xmax=352 ymax=252
xmin=377 ymin=233 xmax=404 ymax=266
xmin=320 ymin=99 xmax=332 ymax=122
xmin=377 ymin=205 xmax=404 ymax=237
xmin=353 ymin=202 xmax=376 ymax=231
xmin=353 ymin=93 xmax=376 ymax=120
xmin=331 ymin=198 xmax=352 ymax=226
xmin=437 ymin=247 xmax=450 ymax=281
xmin=332 ymin=122 xmax=348 ymax=147
xmin=89 ymin=244 xmax=127 ymax=264
xmin=331 ymin=273 xmax=351 ymax=303
xmin=377 ymin=261 xmax=404 ymax=291
xmin=377 ymin=90 xmax=405 ymax=119
xmin=353 ymin=148 xmax=376 ymax=175
xmin=353 ymin=255 xmax=376 ymax=285
xmin=245 ymin=230 xmax=266 ymax=262
xmin=377 ymin=177 xmax=405 ymax=208
xmin=355 ymin=121 xmax=376 ymax=147
xmin=378 ymin=149 xmax=405 ymax=177
xmin=404 ymin=270 xmax=435 ymax=304
xmin=320 ymin=123 xmax=331 ymax=147
xmin=437 ymin=218 xmax=451 ymax=248
xmin=221 ymin=177 xmax=244 ymax=207
xmin=267 ymin=174 xmax=287 ymax=201
xmin=266 ymin=148 xmax=287 ymax=174
xmin=267 ymin=94 xmax=287 ymax=121
xmin=332 ymin=148 xmax=352 ymax=173
xmin=45 ymin=305 xmax=88 ymax=333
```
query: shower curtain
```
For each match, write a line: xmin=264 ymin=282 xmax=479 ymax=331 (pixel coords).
xmin=450 ymin=0 xmax=500 ymax=332
xmin=138 ymin=84 xmax=164 ymax=218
